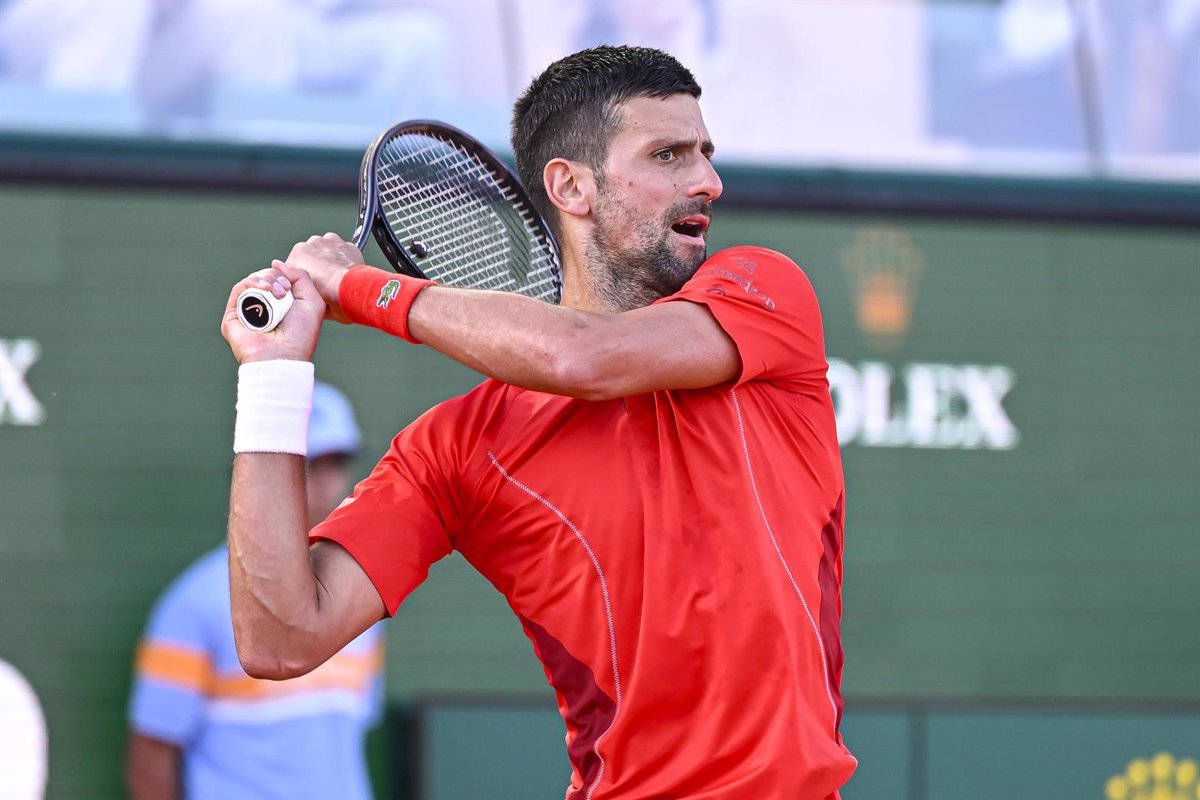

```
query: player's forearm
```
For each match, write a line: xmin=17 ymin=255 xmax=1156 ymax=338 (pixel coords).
xmin=227 ymin=453 xmax=325 ymax=679
xmin=407 ymin=285 xmax=741 ymax=399
xmin=408 ymin=285 xmax=622 ymax=398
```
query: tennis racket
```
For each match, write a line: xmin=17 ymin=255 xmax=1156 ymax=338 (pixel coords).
xmin=237 ymin=120 xmax=562 ymax=332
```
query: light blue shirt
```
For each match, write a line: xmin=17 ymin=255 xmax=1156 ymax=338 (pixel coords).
xmin=129 ymin=546 xmax=383 ymax=800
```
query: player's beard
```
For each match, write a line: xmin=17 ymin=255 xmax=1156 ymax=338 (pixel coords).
xmin=585 ymin=191 xmax=710 ymax=312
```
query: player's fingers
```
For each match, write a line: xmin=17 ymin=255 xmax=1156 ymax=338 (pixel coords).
xmin=244 ymin=265 xmax=294 ymax=297
xmin=266 ymin=273 xmax=291 ymax=298
xmin=225 ymin=268 xmax=287 ymax=309
xmin=271 ymin=260 xmax=320 ymax=303
xmin=332 ymin=232 xmax=363 ymax=255
xmin=245 ymin=265 xmax=290 ymax=298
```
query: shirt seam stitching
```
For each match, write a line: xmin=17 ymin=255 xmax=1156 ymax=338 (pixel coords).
xmin=729 ymin=388 xmax=840 ymax=732
xmin=487 ymin=450 xmax=622 ymax=800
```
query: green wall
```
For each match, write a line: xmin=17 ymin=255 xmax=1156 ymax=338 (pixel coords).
xmin=1 ymin=184 xmax=1197 ymax=798
xmin=413 ymin=703 xmax=1200 ymax=799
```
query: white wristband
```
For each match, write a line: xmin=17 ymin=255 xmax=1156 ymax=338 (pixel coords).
xmin=233 ymin=360 xmax=315 ymax=456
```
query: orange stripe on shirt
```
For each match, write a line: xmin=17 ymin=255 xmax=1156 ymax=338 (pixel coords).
xmin=210 ymin=642 xmax=383 ymax=701
xmin=135 ymin=641 xmax=214 ymax=692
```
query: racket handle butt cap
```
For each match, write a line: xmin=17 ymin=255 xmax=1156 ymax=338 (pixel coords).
xmin=237 ymin=288 xmax=294 ymax=333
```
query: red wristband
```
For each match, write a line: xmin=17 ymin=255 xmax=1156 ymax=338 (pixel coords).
xmin=338 ymin=266 xmax=435 ymax=344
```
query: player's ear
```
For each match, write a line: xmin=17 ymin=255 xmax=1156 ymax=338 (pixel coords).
xmin=544 ymin=158 xmax=592 ymax=219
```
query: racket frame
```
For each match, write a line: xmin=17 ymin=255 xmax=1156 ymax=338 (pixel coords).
xmin=351 ymin=119 xmax=562 ymax=303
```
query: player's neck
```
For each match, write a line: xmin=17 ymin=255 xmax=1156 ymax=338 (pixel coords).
xmin=559 ymin=246 xmax=619 ymax=313
xmin=560 ymin=276 xmax=609 ymax=313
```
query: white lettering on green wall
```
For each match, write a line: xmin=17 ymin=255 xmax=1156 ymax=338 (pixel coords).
xmin=828 ymin=359 xmax=1018 ymax=450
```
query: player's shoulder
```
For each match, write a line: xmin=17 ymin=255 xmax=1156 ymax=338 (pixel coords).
xmin=704 ymin=245 xmax=814 ymax=286
xmin=696 ymin=245 xmax=818 ymax=309
xmin=705 ymin=244 xmax=811 ymax=275
xmin=706 ymin=245 xmax=803 ymax=272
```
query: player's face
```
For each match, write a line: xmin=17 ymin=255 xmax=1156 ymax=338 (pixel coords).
xmin=585 ymin=93 xmax=722 ymax=310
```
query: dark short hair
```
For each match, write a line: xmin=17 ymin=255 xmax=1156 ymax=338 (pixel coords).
xmin=511 ymin=45 xmax=701 ymax=237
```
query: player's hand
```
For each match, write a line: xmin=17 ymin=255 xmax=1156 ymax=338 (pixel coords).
xmin=283 ymin=233 xmax=363 ymax=324
xmin=222 ymin=261 xmax=325 ymax=364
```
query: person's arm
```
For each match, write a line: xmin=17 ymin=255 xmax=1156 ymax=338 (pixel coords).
xmin=407 ymin=285 xmax=739 ymax=399
xmin=280 ymin=234 xmax=741 ymax=400
xmin=402 ymin=245 xmax=825 ymax=396
xmin=228 ymin=456 xmax=385 ymax=678
xmin=125 ymin=733 xmax=181 ymax=800
xmin=221 ymin=265 xmax=386 ymax=680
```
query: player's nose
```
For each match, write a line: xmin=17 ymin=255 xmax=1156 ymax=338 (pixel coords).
xmin=690 ymin=157 xmax=723 ymax=202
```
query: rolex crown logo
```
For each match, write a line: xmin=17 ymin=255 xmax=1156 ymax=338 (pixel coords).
xmin=841 ymin=224 xmax=924 ymax=353
xmin=1106 ymin=752 xmax=1199 ymax=800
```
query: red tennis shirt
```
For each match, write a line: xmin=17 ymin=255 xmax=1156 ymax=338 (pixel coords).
xmin=311 ymin=246 xmax=857 ymax=798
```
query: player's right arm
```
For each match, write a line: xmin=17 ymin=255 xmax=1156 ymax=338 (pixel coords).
xmin=221 ymin=264 xmax=385 ymax=679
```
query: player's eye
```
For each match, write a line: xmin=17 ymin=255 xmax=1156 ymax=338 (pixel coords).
xmin=654 ymin=149 xmax=676 ymax=163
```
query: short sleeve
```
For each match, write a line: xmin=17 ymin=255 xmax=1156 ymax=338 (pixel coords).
xmin=128 ymin=562 xmax=216 ymax=745
xmin=309 ymin=401 xmax=466 ymax=616
xmin=657 ymin=246 xmax=828 ymax=388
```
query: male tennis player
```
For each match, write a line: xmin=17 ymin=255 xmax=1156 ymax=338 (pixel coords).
xmin=222 ymin=46 xmax=856 ymax=798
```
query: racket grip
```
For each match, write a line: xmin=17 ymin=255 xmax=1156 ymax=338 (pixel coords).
xmin=236 ymin=288 xmax=294 ymax=332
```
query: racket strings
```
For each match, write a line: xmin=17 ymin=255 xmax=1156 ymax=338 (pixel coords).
xmin=378 ymin=163 xmax=516 ymax=289
xmin=377 ymin=140 xmax=503 ymax=251
xmin=382 ymin=134 xmax=554 ymax=258
xmin=377 ymin=172 xmax=520 ymax=288
xmin=374 ymin=132 xmax=560 ymax=301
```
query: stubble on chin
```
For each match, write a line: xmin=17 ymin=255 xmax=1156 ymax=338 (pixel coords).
xmin=586 ymin=221 xmax=706 ymax=312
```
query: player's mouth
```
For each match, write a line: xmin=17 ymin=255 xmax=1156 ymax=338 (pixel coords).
xmin=670 ymin=215 xmax=710 ymax=246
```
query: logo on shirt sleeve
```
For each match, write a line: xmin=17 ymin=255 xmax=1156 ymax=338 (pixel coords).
xmin=704 ymin=257 xmax=776 ymax=312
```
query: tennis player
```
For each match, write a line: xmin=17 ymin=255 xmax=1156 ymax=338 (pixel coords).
xmin=222 ymin=46 xmax=856 ymax=798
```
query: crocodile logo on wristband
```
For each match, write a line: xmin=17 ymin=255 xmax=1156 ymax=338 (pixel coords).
xmin=376 ymin=280 xmax=402 ymax=309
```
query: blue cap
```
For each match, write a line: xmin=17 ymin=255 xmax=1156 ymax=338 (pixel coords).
xmin=307 ymin=382 xmax=362 ymax=461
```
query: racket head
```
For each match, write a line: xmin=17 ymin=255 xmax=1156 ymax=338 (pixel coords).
xmin=360 ymin=120 xmax=563 ymax=304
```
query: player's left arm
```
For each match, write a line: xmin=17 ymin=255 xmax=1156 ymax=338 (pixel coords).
xmin=276 ymin=235 xmax=738 ymax=398
xmin=406 ymin=287 xmax=740 ymax=400
xmin=279 ymin=238 xmax=806 ymax=400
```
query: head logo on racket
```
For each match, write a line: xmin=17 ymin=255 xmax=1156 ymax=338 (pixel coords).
xmin=376 ymin=280 xmax=401 ymax=309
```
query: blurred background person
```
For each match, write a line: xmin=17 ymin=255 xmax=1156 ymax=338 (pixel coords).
xmin=124 ymin=382 xmax=384 ymax=800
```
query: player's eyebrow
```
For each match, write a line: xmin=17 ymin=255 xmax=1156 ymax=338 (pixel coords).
xmin=647 ymin=137 xmax=717 ymax=157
